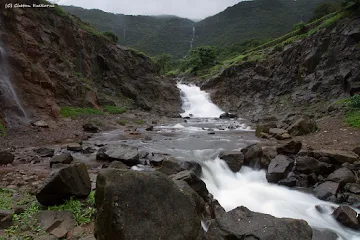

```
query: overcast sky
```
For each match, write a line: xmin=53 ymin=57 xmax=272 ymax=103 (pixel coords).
xmin=58 ymin=0 xmax=244 ymax=20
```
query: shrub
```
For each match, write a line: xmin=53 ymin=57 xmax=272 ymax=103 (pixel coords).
xmin=345 ymin=110 xmax=360 ymax=128
xmin=104 ymin=106 xmax=127 ymax=114
xmin=349 ymin=94 xmax=360 ymax=108
xmin=117 ymin=120 xmax=128 ymax=126
xmin=135 ymin=120 xmax=145 ymax=125
xmin=102 ymin=31 xmax=119 ymax=43
xmin=60 ymin=107 xmax=104 ymax=118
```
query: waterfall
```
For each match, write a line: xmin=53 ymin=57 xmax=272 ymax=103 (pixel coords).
xmin=0 ymin=44 xmax=29 ymax=126
xmin=190 ymin=26 xmax=196 ymax=50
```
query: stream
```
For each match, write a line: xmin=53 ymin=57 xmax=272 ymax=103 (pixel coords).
xmin=86 ymin=83 xmax=360 ymax=240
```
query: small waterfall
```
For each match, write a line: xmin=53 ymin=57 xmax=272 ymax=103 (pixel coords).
xmin=0 ymin=44 xmax=29 ymax=126
xmin=190 ymin=26 xmax=196 ymax=50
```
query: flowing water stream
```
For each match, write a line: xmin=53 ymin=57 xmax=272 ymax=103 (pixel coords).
xmin=0 ymin=44 xmax=28 ymax=126
xmin=87 ymin=83 xmax=360 ymax=239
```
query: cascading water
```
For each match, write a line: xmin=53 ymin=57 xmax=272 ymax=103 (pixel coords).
xmin=177 ymin=83 xmax=224 ymax=118
xmin=0 ymin=44 xmax=28 ymax=126
xmin=190 ymin=26 xmax=196 ymax=50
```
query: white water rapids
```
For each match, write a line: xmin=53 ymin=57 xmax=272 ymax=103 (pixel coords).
xmin=177 ymin=83 xmax=360 ymax=240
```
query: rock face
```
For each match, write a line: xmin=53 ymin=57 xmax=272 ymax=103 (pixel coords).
xmin=201 ymin=18 xmax=360 ymax=121
xmin=95 ymin=169 xmax=202 ymax=240
xmin=0 ymin=151 xmax=15 ymax=165
xmin=205 ymin=206 xmax=312 ymax=240
xmin=219 ymin=151 xmax=244 ymax=172
xmin=0 ymin=1 xmax=181 ymax=121
xmin=266 ymin=155 xmax=294 ymax=183
xmin=36 ymin=163 xmax=91 ymax=206
xmin=96 ymin=145 xmax=140 ymax=166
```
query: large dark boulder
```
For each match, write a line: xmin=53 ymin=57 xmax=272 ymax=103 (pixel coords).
xmin=266 ymin=155 xmax=294 ymax=183
xmin=241 ymin=144 xmax=264 ymax=168
xmin=327 ymin=168 xmax=356 ymax=187
xmin=277 ymin=141 xmax=302 ymax=155
xmin=36 ymin=163 xmax=91 ymax=206
xmin=96 ymin=145 xmax=140 ymax=166
xmin=219 ymin=151 xmax=244 ymax=172
xmin=332 ymin=206 xmax=360 ymax=230
xmin=95 ymin=169 xmax=202 ymax=240
xmin=205 ymin=206 xmax=312 ymax=240
xmin=313 ymin=150 xmax=359 ymax=164
xmin=0 ymin=151 xmax=14 ymax=165
xmin=313 ymin=181 xmax=339 ymax=201
xmin=295 ymin=156 xmax=333 ymax=175
xmin=287 ymin=116 xmax=318 ymax=136
xmin=83 ymin=123 xmax=99 ymax=133
xmin=50 ymin=153 xmax=73 ymax=168
xmin=171 ymin=170 xmax=209 ymax=201
xmin=219 ymin=112 xmax=237 ymax=119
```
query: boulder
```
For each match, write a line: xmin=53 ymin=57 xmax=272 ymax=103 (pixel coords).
xmin=205 ymin=206 xmax=312 ymax=240
xmin=34 ymin=147 xmax=55 ymax=157
xmin=67 ymin=143 xmax=82 ymax=152
xmin=0 ymin=151 xmax=15 ymax=165
xmin=50 ymin=153 xmax=73 ymax=168
xmin=37 ymin=210 xmax=76 ymax=236
xmin=269 ymin=128 xmax=289 ymax=139
xmin=171 ymin=170 xmax=209 ymax=201
xmin=332 ymin=206 xmax=360 ymax=230
xmin=145 ymin=126 xmax=154 ymax=131
xmin=241 ymin=144 xmax=263 ymax=168
xmin=287 ymin=116 xmax=318 ymax=136
xmin=96 ymin=145 xmax=140 ymax=166
xmin=313 ymin=150 xmax=359 ymax=164
xmin=158 ymin=158 xmax=183 ymax=175
xmin=0 ymin=210 xmax=14 ymax=229
xmin=108 ymin=161 xmax=129 ymax=169
xmin=327 ymin=168 xmax=356 ymax=186
xmin=219 ymin=112 xmax=237 ymax=119
xmin=295 ymin=156 xmax=333 ymax=175
xmin=255 ymin=123 xmax=277 ymax=137
xmin=95 ymin=169 xmax=202 ymax=240
xmin=277 ymin=141 xmax=302 ymax=155
xmin=219 ymin=151 xmax=244 ymax=172
xmin=83 ymin=123 xmax=99 ymax=133
xmin=32 ymin=120 xmax=49 ymax=128
xmin=36 ymin=163 xmax=91 ymax=206
xmin=313 ymin=181 xmax=339 ymax=201
xmin=344 ymin=183 xmax=360 ymax=194
xmin=266 ymin=155 xmax=294 ymax=183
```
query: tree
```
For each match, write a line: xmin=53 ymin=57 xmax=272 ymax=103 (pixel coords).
xmin=309 ymin=2 xmax=337 ymax=22
xmin=183 ymin=46 xmax=217 ymax=73
xmin=102 ymin=31 xmax=119 ymax=43
xmin=153 ymin=54 xmax=172 ymax=75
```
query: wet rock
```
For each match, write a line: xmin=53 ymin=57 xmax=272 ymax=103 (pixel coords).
xmin=219 ymin=112 xmax=237 ymax=119
xmin=180 ymin=161 xmax=202 ymax=176
xmin=278 ymin=176 xmax=297 ymax=187
xmin=96 ymin=145 xmax=140 ymax=166
xmin=241 ymin=143 xmax=263 ymax=168
xmin=332 ymin=206 xmax=360 ymax=230
xmin=313 ymin=181 xmax=339 ymax=201
xmin=205 ymin=206 xmax=312 ymax=240
xmin=0 ymin=151 xmax=15 ymax=165
xmin=266 ymin=155 xmax=294 ymax=183
xmin=277 ymin=141 xmax=302 ymax=155
xmin=287 ymin=116 xmax=318 ymax=136
xmin=82 ymin=147 xmax=95 ymax=154
xmin=353 ymin=147 xmax=360 ymax=157
xmin=158 ymin=158 xmax=183 ymax=175
xmin=295 ymin=156 xmax=333 ymax=175
xmin=0 ymin=210 xmax=14 ymax=229
xmin=313 ymin=150 xmax=359 ymax=164
xmin=219 ymin=151 xmax=244 ymax=172
xmin=327 ymin=168 xmax=356 ymax=187
xmin=312 ymin=229 xmax=339 ymax=240
xmin=83 ymin=123 xmax=99 ymax=133
xmin=259 ymin=132 xmax=272 ymax=139
xmin=145 ymin=126 xmax=154 ymax=131
xmin=95 ymin=169 xmax=202 ymax=240
xmin=36 ymin=163 xmax=91 ymax=206
xmin=108 ymin=161 xmax=129 ymax=169
xmin=50 ymin=153 xmax=73 ymax=168
xmin=171 ymin=170 xmax=209 ymax=200
xmin=344 ymin=183 xmax=360 ymax=194
xmin=67 ymin=143 xmax=82 ymax=152
xmin=37 ymin=210 xmax=76 ymax=236
xmin=255 ymin=123 xmax=277 ymax=137
xmin=174 ymin=180 xmax=206 ymax=215
xmin=31 ymin=120 xmax=49 ymax=128
xmin=34 ymin=147 xmax=55 ymax=157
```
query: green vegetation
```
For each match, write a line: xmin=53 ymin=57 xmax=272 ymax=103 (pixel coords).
xmin=345 ymin=110 xmax=360 ymax=128
xmin=86 ymin=191 xmax=95 ymax=206
xmin=337 ymin=94 xmax=360 ymax=128
xmin=309 ymin=2 xmax=339 ymax=22
xmin=0 ymin=189 xmax=13 ymax=210
xmin=153 ymin=54 xmax=173 ymax=75
xmin=349 ymin=94 xmax=360 ymax=108
xmin=135 ymin=120 xmax=145 ymax=125
xmin=103 ymin=105 xmax=127 ymax=114
xmin=117 ymin=120 xmax=128 ymax=126
xmin=60 ymin=107 xmax=104 ymax=118
xmin=0 ymin=122 xmax=6 ymax=137
xmin=48 ymin=198 xmax=94 ymax=225
xmin=102 ymin=31 xmax=119 ymax=43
